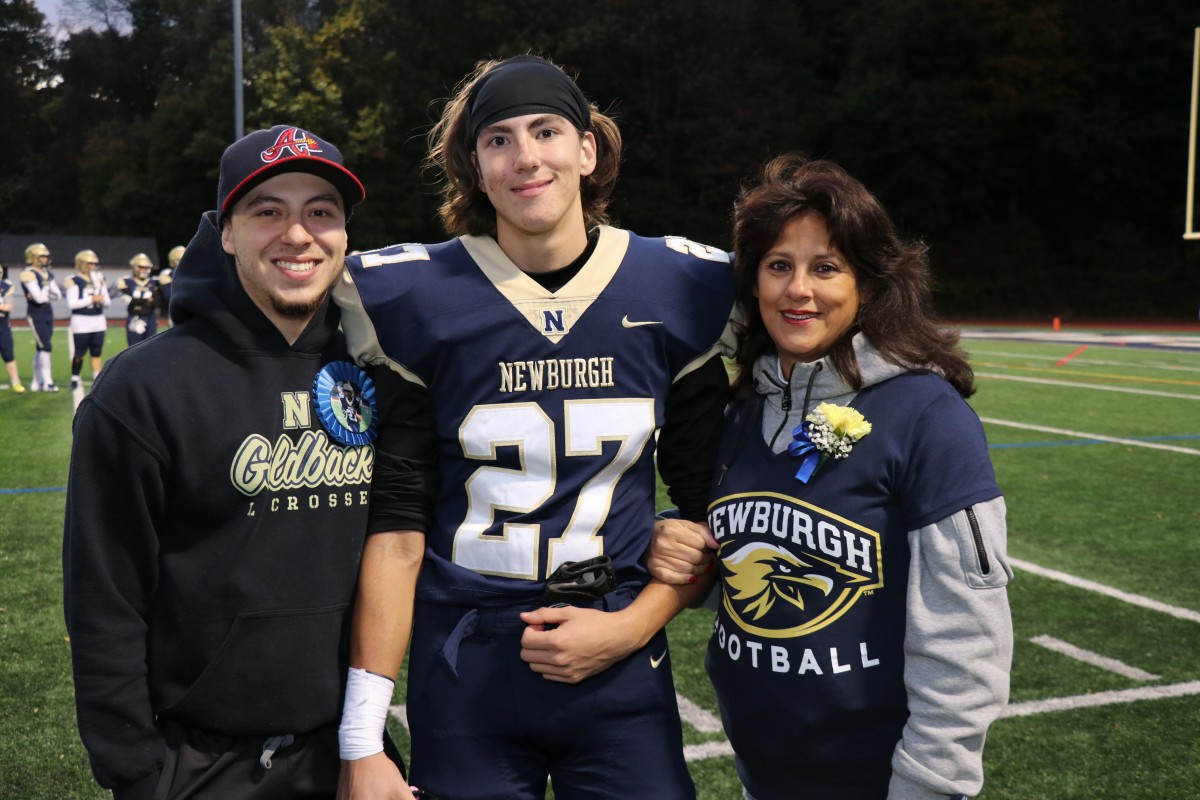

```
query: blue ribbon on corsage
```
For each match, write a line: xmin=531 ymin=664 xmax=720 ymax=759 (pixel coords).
xmin=787 ymin=421 xmax=822 ymax=483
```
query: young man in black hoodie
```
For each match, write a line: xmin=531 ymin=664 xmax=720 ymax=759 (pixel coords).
xmin=63 ymin=125 xmax=414 ymax=800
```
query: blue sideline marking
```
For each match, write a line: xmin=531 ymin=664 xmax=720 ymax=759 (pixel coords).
xmin=0 ymin=486 xmax=67 ymax=494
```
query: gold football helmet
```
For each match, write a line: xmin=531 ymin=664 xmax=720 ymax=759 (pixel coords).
xmin=25 ymin=242 xmax=50 ymax=266
xmin=75 ymin=250 xmax=100 ymax=275
xmin=167 ymin=245 xmax=185 ymax=269
xmin=129 ymin=253 xmax=154 ymax=279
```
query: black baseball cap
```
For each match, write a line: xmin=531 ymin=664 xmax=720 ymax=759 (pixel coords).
xmin=217 ymin=125 xmax=365 ymax=218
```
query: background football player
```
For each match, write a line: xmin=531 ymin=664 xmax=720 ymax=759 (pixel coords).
xmin=64 ymin=249 xmax=111 ymax=397
xmin=0 ymin=263 xmax=25 ymax=392
xmin=335 ymin=54 xmax=735 ymax=800
xmin=20 ymin=242 xmax=62 ymax=391
xmin=159 ymin=244 xmax=184 ymax=325
xmin=117 ymin=252 xmax=162 ymax=346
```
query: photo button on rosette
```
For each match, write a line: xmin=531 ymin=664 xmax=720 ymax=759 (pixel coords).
xmin=313 ymin=361 xmax=378 ymax=446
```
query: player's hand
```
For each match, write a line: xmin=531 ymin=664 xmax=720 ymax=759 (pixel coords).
xmin=519 ymin=605 xmax=640 ymax=683
xmin=336 ymin=753 xmax=416 ymax=800
xmin=647 ymin=518 xmax=719 ymax=585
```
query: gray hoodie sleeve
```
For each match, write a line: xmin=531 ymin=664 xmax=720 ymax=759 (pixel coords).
xmin=888 ymin=496 xmax=1013 ymax=800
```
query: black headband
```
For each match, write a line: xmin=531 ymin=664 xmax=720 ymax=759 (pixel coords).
xmin=467 ymin=55 xmax=592 ymax=143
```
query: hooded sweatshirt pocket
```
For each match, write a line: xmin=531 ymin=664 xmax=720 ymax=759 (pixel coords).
xmin=166 ymin=603 xmax=349 ymax=735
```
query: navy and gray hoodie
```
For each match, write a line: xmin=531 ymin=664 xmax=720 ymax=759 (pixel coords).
xmin=710 ymin=335 xmax=1013 ymax=800
xmin=63 ymin=211 xmax=376 ymax=799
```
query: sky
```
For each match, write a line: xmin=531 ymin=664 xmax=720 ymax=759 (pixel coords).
xmin=34 ymin=0 xmax=64 ymax=26
xmin=34 ymin=1 xmax=151 ymax=36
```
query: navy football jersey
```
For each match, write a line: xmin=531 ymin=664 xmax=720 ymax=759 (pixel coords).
xmin=338 ymin=226 xmax=735 ymax=606
xmin=157 ymin=267 xmax=174 ymax=317
xmin=0 ymin=278 xmax=13 ymax=325
xmin=118 ymin=276 xmax=160 ymax=318
xmin=21 ymin=266 xmax=59 ymax=310
xmin=66 ymin=274 xmax=107 ymax=317
xmin=705 ymin=372 xmax=1001 ymax=798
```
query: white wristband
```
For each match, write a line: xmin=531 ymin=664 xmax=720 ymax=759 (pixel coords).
xmin=338 ymin=667 xmax=394 ymax=760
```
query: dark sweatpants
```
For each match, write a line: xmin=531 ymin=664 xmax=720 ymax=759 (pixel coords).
xmin=144 ymin=721 xmax=404 ymax=800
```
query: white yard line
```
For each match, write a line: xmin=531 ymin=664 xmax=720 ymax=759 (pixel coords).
xmin=1011 ymin=558 xmax=1200 ymax=624
xmin=1001 ymin=681 xmax=1200 ymax=718
xmin=1029 ymin=635 xmax=1160 ymax=681
xmin=979 ymin=417 xmax=1200 ymax=455
xmin=977 ymin=372 xmax=1200 ymax=400
xmin=684 ymin=740 xmax=735 ymax=762
xmin=960 ymin=330 xmax=1200 ymax=350
xmin=390 ymin=703 xmax=409 ymax=733
xmin=971 ymin=350 xmax=1200 ymax=373
xmin=1012 ymin=556 xmax=1200 ymax=623
xmin=676 ymin=692 xmax=725 ymax=733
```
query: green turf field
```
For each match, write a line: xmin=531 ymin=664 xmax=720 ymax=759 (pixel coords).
xmin=3 ymin=324 xmax=1199 ymax=798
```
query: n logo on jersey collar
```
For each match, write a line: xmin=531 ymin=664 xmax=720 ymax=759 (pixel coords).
xmin=460 ymin=227 xmax=631 ymax=344
xmin=542 ymin=308 xmax=567 ymax=334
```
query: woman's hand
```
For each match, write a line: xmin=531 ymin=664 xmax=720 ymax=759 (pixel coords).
xmin=647 ymin=518 xmax=719 ymax=585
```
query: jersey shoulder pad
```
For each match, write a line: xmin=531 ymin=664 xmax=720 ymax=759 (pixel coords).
xmin=19 ymin=268 xmax=36 ymax=283
xmin=624 ymin=232 xmax=735 ymax=301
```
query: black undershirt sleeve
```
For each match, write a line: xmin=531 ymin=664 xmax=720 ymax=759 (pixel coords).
xmin=657 ymin=354 xmax=732 ymax=522
xmin=366 ymin=366 xmax=438 ymax=535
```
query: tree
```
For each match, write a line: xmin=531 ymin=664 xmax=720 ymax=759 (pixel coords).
xmin=0 ymin=0 xmax=56 ymax=231
xmin=7 ymin=0 xmax=1199 ymax=316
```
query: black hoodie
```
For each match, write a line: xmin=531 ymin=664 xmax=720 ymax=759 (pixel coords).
xmin=63 ymin=211 xmax=376 ymax=798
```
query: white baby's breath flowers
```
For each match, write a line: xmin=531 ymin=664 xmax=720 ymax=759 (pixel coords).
xmin=805 ymin=403 xmax=872 ymax=460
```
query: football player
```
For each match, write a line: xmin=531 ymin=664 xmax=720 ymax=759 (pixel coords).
xmin=159 ymin=244 xmax=184 ymax=324
xmin=65 ymin=249 xmax=111 ymax=393
xmin=335 ymin=55 xmax=735 ymax=800
xmin=20 ymin=242 xmax=62 ymax=391
xmin=117 ymin=252 xmax=161 ymax=346
xmin=0 ymin=263 xmax=25 ymax=392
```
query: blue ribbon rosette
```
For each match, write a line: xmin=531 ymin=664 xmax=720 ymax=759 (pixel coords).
xmin=312 ymin=361 xmax=378 ymax=447
xmin=787 ymin=421 xmax=822 ymax=483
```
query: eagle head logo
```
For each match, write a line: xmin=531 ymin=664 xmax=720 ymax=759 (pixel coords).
xmin=722 ymin=542 xmax=834 ymax=621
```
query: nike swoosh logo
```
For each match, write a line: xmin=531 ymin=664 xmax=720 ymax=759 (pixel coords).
xmin=622 ymin=315 xmax=664 ymax=328
xmin=650 ymin=649 xmax=668 ymax=669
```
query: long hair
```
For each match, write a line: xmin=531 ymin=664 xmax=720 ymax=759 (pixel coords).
xmin=425 ymin=56 xmax=623 ymax=237
xmin=732 ymin=153 xmax=975 ymax=397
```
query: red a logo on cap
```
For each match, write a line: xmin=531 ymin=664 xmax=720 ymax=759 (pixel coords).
xmin=260 ymin=127 xmax=323 ymax=163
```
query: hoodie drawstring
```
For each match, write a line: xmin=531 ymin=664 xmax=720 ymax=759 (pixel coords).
xmin=799 ymin=361 xmax=823 ymax=421
xmin=766 ymin=361 xmax=823 ymax=450
xmin=260 ymin=734 xmax=294 ymax=769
